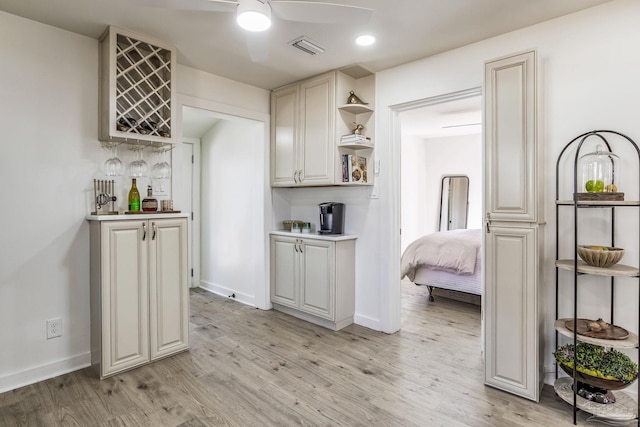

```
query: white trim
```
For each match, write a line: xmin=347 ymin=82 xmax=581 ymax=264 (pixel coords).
xmin=387 ymin=87 xmax=483 ymax=334
xmin=354 ymin=313 xmax=381 ymax=331
xmin=0 ymin=352 xmax=90 ymax=393
xmin=199 ymin=281 xmax=256 ymax=308
xmin=180 ymin=137 xmax=202 ymax=289
xmin=177 ymin=94 xmax=272 ymax=310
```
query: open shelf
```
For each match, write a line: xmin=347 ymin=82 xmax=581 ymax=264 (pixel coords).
xmin=557 ymin=200 xmax=640 ymax=207
xmin=554 ymin=319 xmax=639 ymax=348
xmin=556 ymin=260 xmax=639 ymax=277
xmin=554 ymin=377 xmax=637 ymax=422
xmin=338 ymin=103 xmax=373 ymax=114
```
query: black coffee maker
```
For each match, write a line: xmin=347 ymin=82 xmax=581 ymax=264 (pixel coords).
xmin=318 ymin=202 xmax=345 ymax=234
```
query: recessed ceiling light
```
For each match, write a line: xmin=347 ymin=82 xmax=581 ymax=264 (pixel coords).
xmin=355 ymin=34 xmax=376 ymax=46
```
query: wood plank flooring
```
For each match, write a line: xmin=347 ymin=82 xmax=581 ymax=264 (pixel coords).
xmin=1 ymin=283 xmax=596 ymax=426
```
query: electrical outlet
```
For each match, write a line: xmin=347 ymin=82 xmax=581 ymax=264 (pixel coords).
xmin=47 ymin=318 xmax=62 ymax=339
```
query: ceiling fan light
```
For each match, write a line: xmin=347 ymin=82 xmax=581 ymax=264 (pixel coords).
xmin=237 ymin=0 xmax=271 ymax=32
xmin=355 ymin=34 xmax=376 ymax=46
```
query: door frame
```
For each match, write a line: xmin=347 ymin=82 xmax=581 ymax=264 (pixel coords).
xmin=175 ymin=94 xmax=272 ymax=310
xmin=180 ymin=136 xmax=201 ymax=288
xmin=389 ymin=87 xmax=483 ymax=333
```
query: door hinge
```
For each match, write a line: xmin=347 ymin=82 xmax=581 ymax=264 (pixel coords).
xmin=192 ymin=154 xmax=194 ymax=164
xmin=191 ymin=212 xmax=194 ymax=220
xmin=191 ymin=268 xmax=194 ymax=277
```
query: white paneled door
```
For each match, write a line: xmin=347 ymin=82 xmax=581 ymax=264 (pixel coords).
xmin=483 ymin=50 xmax=544 ymax=402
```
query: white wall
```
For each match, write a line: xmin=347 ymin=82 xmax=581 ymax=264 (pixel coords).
xmin=200 ymin=118 xmax=266 ymax=306
xmin=400 ymin=133 xmax=482 ymax=253
xmin=375 ymin=0 xmax=640 ymax=376
xmin=400 ymin=134 xmax=430 ymax=253
xmin=0 ymin=10 xmax=270 ymax=392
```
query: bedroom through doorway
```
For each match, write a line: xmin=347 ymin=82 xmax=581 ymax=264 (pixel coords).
xmin=399 ymin=90 xmax=483 ymax=332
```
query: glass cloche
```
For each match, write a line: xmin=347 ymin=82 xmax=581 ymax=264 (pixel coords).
xmin=578 ymin=144 xmax=620 ymax=194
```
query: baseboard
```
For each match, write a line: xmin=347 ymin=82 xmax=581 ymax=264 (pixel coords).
xmin=354 ymin=313 xmax=381 ymax=331
xmin=0 ymin=352 xmax=91 ymax=394
xmin=199 ymin=281 xmax=255 ymax=307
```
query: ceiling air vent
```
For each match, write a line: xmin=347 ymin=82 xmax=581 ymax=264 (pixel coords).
xmin=290 ymin=36 xmax=325 ymax=55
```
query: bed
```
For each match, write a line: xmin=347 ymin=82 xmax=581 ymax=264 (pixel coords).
xmin=401 ymin=228 xmax=482 ymax=302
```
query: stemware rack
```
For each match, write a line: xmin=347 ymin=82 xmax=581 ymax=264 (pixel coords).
xmin=99 ymin=26 xmax=176 ymax=147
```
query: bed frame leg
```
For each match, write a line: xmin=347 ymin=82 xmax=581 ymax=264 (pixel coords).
xmin=427 ymin=286 xmax=435 ymax=302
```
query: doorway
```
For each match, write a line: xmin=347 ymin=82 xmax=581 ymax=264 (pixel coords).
xmin=177 ymin=96 xmax=272 ymax=310
xmin=397 ymin=88 xmax=483 ymax=320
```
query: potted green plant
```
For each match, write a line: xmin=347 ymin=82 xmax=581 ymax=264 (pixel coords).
xmin=554 ymin=343 xmax=637 ymax=391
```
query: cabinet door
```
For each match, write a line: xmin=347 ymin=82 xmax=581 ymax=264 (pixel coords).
xmin=101 ymin=220 xmax=149 ymax=376
xmin=484 ymin=50 xmax=541 ymax=402
xmin=271 ymin=236 xmax=298 ymax=308
xmin=149 ymin=218 xmax=189 ymax=360
xmin=300 ymin=239 xmax=334 ymax=320
xmin=299 ymin=73 xmax=335 ymax=185
xmin=271 ymin=85 xmax=299 ymax=186
xmin=484 ymin=50 xmax=537 ymax=222
xmin=484 ymin=225 xmax=539 ymax=400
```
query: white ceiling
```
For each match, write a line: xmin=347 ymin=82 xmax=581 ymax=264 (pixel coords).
xmin=401 ymin=96 xmax=482 ymax=139
xmin=0 ymin=0 xmax=612 ymax=90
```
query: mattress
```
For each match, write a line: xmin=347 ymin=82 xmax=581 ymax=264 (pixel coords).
xmin=412 ymin=254 xmax=482 ymax=296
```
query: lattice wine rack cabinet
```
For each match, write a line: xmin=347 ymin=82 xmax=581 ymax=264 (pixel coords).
xmin=99 ymin=26 xmax=176 ymax=146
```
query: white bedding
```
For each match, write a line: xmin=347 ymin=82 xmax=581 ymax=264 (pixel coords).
xmin=412 ymin=255 xmax=482 ymax=296
xmin=401 ymin=228 xmax=481 ymax=282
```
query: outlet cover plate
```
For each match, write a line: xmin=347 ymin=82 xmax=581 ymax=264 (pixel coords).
xmin=47 ymin=318 xmax=62 ymax=339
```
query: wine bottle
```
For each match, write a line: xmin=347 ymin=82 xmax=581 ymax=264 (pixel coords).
xmin=142 ymin=185 xmax=158 ymax=212
xmin=128 ymin=178 xmax=140 ymax=211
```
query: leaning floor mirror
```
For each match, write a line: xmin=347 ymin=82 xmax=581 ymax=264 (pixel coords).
xmin=439 ymin=175 xmax=469 ymax=231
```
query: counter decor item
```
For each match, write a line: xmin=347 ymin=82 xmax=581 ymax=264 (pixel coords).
xmin=346 ymin=90 xmax=367 ymax=105
xmin=161 ymin=199 xmax=174 ymax=212
xmin=575 ymin=143 xmax=623 ymax=201
xmin=142 ymin=185 xmax=158 ymax=212
xmin=91 ymin=179 xmax=117 ymax=215
xmin=577 ymin=245 xmax=624 ymax=268
xmin=128 ymin=178 xmax=141 ymax=212
xmin=282 ymin=220 xmax=302 ymax=231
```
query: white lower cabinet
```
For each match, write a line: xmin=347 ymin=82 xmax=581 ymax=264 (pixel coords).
xmin=483 ymin=224 xmax=542 ymax=400
xmin=270 ymin=233 xmax=355 ymax=330
xmin=89 ymin=216 xmax=189 ymax=378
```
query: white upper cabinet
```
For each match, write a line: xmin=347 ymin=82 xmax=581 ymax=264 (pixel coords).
xmin=484 ymin=50 xmax=538 ymax=222
xmin=270 ymin=66 xmax=375 ymax=187
xmin=99 ymin=26 xmax=177 ymax=146
xmin=271 ymin=85 xmax=300 ymax=186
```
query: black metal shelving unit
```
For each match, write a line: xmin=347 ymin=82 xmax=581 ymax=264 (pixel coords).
xmin=555 ymin=130 xmax=640 ymax=425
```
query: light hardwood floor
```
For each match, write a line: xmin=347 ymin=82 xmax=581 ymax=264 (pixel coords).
xmin=1 ymin=283 xmax=594 ymax=426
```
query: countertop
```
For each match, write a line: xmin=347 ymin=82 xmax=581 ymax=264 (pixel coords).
xmin=86 ymin=212 xmax=189 ymax=221
xmin=270 ymin=230 xmax=357 ymax=241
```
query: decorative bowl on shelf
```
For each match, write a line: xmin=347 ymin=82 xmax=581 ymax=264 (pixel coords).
xmin=558 ymin=362 xmax=632 ymax=391
xmin=577 ymin=245 xmax=624 ymax=268
xmin=554 ymin=343 xmax=637 ymax=391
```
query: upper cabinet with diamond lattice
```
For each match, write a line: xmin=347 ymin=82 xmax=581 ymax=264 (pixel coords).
xmin=99 ymin=26 xmax=177 ymax=146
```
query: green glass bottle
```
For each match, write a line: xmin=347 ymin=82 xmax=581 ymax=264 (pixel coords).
xmin=128 ymin=178 xmax=140 ymax=211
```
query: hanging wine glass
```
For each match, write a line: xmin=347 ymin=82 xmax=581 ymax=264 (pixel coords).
xmin=152 ymin=148 xmax=171 ymax=179
xmin=103 ymin=143 xmax=123 ymax=177
xmin=129 ymin=145 xmax=149 ymax=178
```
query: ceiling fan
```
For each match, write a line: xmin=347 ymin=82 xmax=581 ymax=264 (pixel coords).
xmin=132 ymin=0 xmax=374 ymax=32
